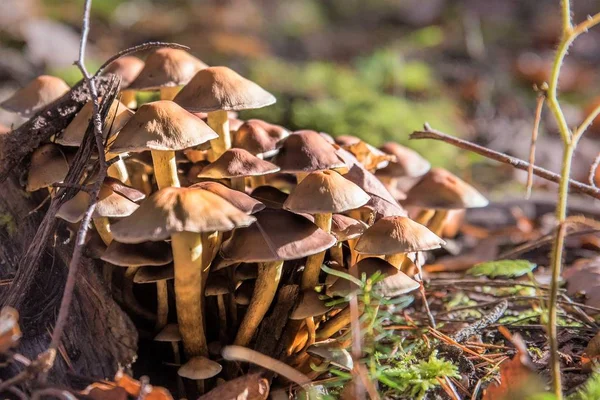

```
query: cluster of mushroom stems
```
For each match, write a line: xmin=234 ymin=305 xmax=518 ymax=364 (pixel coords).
xmin=0 ymin=47 xmax=488 ymax=395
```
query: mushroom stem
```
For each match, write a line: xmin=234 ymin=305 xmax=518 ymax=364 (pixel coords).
xmin=230 ymin=177 xmax=245 ymax=192
xmin=106 ymin=152 xmax=130 ymax=184
xmin=291 ymin=325 xmax=309 ymax=354
xmin=93 ymin=217 xmax=113 ymax=246
xmin=120 ymin=90 xmax=137 ymax=109
xmin=316 ymin=306 xmax=351 ymax=340
xmin=415 ymin=209 xmax=435 ymax=225
xmin=123 ymin=266 xmax=156 ymax=321
xmin=301 ymin=212 xmax=332 ymax=290
xmin=156 ymin=280 xmax=169 ymax=331
xmin=330 ymin=243 xmax=344 ymax=266
xmin=217 ymin=294 xmax=228 ymax=343
xmin=171 ymin=231 xmax=208 ymax=357
xmin=160 ymin=86 xmax=181 ymax=101
xmin=151 ymin=150 xmax=180 ymax=189
xmin=296 ymin=172 xmax=309 ymax=183
xmin=234 ymin=260 xmax=283 ymax=347
xmin=207 ymin=110 xmax=231 ymax=162
xmin=250 ymin=175 xmax=266 ymax=188
xmin=384 ymin=253 xmax=405 ymax=269
xmin=300 ymin=317 xmax=316 ymax=353
xmin=427 ymin=210 xmax=449 ymax=236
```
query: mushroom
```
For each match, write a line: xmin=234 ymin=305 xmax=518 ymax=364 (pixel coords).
xmin=102 ymin=56 xmax=145 ymax=108
xmin=128 ymin=48 xmax=208 ymax=101
xmin=290 ymin=290 xmax=332 ymax=320
xmin=197 ymin=148 xmax=280 ymax=192
xmin=403 ymin=168 xmax=488 ymax=235
xmin=191 ymin=181 xmax=265 ymax=215
xmin=174 ymin=66 xmax=276 ymax=161
xmin=234 ymin=263 xmax=259 ymax=282
xmin=376 ymin=142 xmax=431 ymax=193
xmin=111 ymin=187 xmax=255 ymax=357
xmin=205 ymin=273 xmax=231 ymax=342
xmin=221 ymin=209 xmax=336 ymax=347
xmin=283 ymin=170 xmax=370 ymax=290
xmin=272 ymin=130 xmax=346 ymax=182
xmin=109 ymin=100 xmax=218 ymax=189
xmin=307 ymin=340 xmax=353 ymax=371
xmin=154 ymin=323 xmax=182 ymax=365
xmin=329 ymin=214 xmax=368 ymax=266
xmin=354 ymin=216 xmax=445 ymax=269
xmin=57 ymin=98 xmax=134 ymax=183
xmin=231 ymin=119 xmax=290 ymax=160
xmin=178 ymin=356 xmax=222 ymax=388
xmin=250 ymin=185 xmax=288 ymax=209
xmin=335 ymin=136 xmax=393 ymax=172
xmin=234 ymin=280 xmax=255 ymax=306
xmin=26 ymin=143 xmax=69 ymax=195
xmin=0 ymin=75 xmax=69 ymax=117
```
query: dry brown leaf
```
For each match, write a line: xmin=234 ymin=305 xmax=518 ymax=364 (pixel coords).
xmin=343 ymin=141 xmax=395 ymax=172
xmin=112 ymin=370 xmax=174 ymax=400
xmin=563 ymin=257 xmax=600 ymax=312
xmin=198 ymin=374 xmax=269 ymax=400
xmin=582 ymin=330 xmax=600 ymax=371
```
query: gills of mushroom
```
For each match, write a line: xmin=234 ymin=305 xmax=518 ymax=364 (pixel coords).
xmin=302 ymin=213 xmax=332 ymax=290
xmin=234 ymin=261 xmax=283 ymax=347
xmin=207 ymin=110 xmax=231 ymax=162
xmin=94 ymin=217 xmax=114 ymax=246
xmin=171 ymin=231 xmax=208 ymax=357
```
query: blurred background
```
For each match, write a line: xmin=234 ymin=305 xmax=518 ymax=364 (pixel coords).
xmin=1 ymin=0 xmax=600 ymax=197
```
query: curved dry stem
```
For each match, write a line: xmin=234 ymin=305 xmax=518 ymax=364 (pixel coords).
xmin=302 ymin=213 xmax=332 ymax=290
xmin=234 ymin=261 xmax=283 ymax=347
xmin=151 ymin=150 xmax=180 ymax=189
xmin=171 ymin=231 xmax=208 ymax=357
xmin=207 ymin=110 xmax=231 ymax=162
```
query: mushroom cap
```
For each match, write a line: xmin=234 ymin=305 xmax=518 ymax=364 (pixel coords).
xmin=355 ymin=216 xmax=445 ymax=255
xmin=205 ymin=274 xmax=231 ymax=296
xmin=251 ymin=185 xmax=288 ymax=209
xmin=102 ymin=241 xmax=173 ymax=267
xmin=0 ymin=124 xmax=10 ymax=135
xmin=174 ymin=66 xmax=276 ymax=112
xmin=307 ymin=340 xmax=353 ymax=371
xmin=102 ymin=56 xmax=145 ymax=89
xmin=191 ymin=181 xmax=265 ymax=214
xmin=234 ymin=263 xmax=259 ymax=281
xmin=134 ymin=264 xmax=174 ymax=283
xmin=283 ymin=170 xmax=370 ymax=214
xmin=377 ymin=142 xmax=431 ymax=178
xmin=197 ymin=373 xmax=269 ymax=400
xmin=331 ymin=214 xmax=368 ymax=241
xmin=57 ymin=99 xmax=133 ymax=147
xmin=273 ymin=131 xmax=346 ymax=173
xmin=290 ymin=290 xmax=332 ymax=320
xmin=26 ymin=143 xmax=69 ymax=191
xmin=197 ymin=148 xmax=280 ymax=179
xmin=234 ymin=280 xmax=255 ymax=305
xmin=128 ymin=48 xmax=208 ymax=90
xmin=1 ymin=75 xmax=69 ymax=116
xmin=111 ymin=187 xmax=256 ymax=243
xmin=110 ymin=100 xmax=218 ymax=153
xmin=221 ymin=209 xmax=336 ymax=262
xmin=377 ymin=269 xmax=420 ymax=297
xmin=154 ymin=323 xmax=181 ymax=342
xmin=232 ymin=119 xmax=289 ymax=157
xmin=56 ymin=179 xmax=141 ymax=222
xmin=404 ymin=168 xmax=489 ymax=210
xmin=178 ymin=356 xmax=222 ymax=380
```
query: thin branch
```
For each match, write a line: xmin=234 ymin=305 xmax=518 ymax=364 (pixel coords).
xmin=574 ymin=102 xmax=600 ymax=142
xmin=589 ymin=153 xmax=600 ymax=188
xmin=409 ymin=124 xmax=600 ymax=200
xmin=526 ymin=94 xmax=545 ymax=198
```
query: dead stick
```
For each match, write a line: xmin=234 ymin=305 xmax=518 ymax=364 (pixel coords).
xmin=410 ymin=124 xmax=600 ymax=200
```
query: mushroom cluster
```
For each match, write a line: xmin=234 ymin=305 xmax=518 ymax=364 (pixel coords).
xmin=1 ymin=48 xmax=488 ymax=396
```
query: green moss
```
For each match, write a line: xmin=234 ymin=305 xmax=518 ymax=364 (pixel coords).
xmin=0 ymin=213 xmax=17 ymax=237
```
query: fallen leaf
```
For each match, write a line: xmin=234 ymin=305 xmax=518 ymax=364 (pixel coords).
xmin=198 ymin=373 xmax=269 ymax=400
xmin=467 ymin=260 xmax=536 ymax=278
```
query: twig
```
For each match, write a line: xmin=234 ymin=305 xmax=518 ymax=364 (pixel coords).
xmin=589 ymin=153 xmax=600 ymax=187
xmin=95 ymin=42 xmax=189 ymax=77
xmin=526 ymin=93 xmax=545 ymax=198
xmin=409 ymin=124 xmax=600 ymax=200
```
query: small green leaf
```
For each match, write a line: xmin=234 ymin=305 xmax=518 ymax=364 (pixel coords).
xmin=467 ymin=260 xmax=537 ymax=278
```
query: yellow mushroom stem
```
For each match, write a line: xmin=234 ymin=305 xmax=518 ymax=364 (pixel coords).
xmin=156 ymin=280 xmax=169 ymax=331
xmin=296 ymin=172 xmax=309 ymax=183
xmin=207 ymin=110 xmax=231 ymax=162
xmin=120 ymin=90 xmax=137 ymax=109
xmin=151 ymin=150 xmax=180 ymax=189
xmin=216 ymin=294 xmax=227 ymax=342
xmin=250 ymin=175 xmax=266 ymax=188
xmin=93 ymin=217 xmax=113 ymax=246
xmin=171 ymin=231 xmax=208 ymax=357
xmin=415 ymin=209 xmax=435 ymax=225
xmin=234 ymin=261 xmax=283 ymax=347
xmin=300 ymin=317 xmax=316 ymax=353
xmin=384 ymin=253 xmax=405 ymax=269
xmin=330 ymin=242 xmax=344 ymax=266
xmin=230 ymin=177 xmax=246 ymax=192
xmin=159 ymin=86 xmax=181 ymax=101
xmin=316 ymin=306 xmax=351 ymax=340
xmin=427 ymin=210 xmax=449 ymax=237
xmin=400 ymin=256 xmax=417 ymax=275
xmin=291 ymin=324 xmax=309 ymax=354
xmin=301 ymin=213 xmax=332 ymax=291
xmin=106 ymin=152 xmax=130 ymax=184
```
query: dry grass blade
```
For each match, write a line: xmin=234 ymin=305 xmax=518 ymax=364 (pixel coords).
xmin=526 ymin=94 xmax=545 ymax=198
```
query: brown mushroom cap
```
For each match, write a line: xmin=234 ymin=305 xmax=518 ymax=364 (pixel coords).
xmin=404 ymin=168 xmax=489 ymax=209
xmin=178 ymin=356 xmax=222 ymax=380
xmin=154 ymin=323 xmax=181 ymax=342
xmin=56 ymin=179 xmax=141 ymax=223
xmin=1 ymin=75 xmax=69 ymax=116
xmin=307 ymin=340 xmax=353 ymax=371
xmin=134 ymin=264 xmax=174 ymax=283
xmin=197 ymin=373 xmax=269 ymax=400
xmin=110 ymin=100 xmax=218 ymax=153
xmin=234 ymin=280 xmax=255 ymax=305
xmin=57 ymin=99 xmax=133 ymax=147
xmin=0 ymin=124 xmax=11 ymax=135
xmin=250 ymin=185 xmax=288 ymax=209
xmin=103 ymin=56 xmax=145 ymax=89
xmin=102 ymin=241 xmax=173 ymax=267
xmin=26 ymin=144 xmax=69 ymax=191
xmin=234 ymin=263 xmax=259 ymax=281
xmin=128 ymin=49 xmax=208 ymax=91
xmin=205 ymin=274 xmax=231 ymax=296
xmin=221 ymin=209 xmax=336 ymax=262
xmin=232 ymin=119 xmax=289 ymax=158
xmin=174 ymin=66 xmax=276 ymax=112
xmin=331 ymin=214 xmax=368 ymax=242
xmin=283 ymin=170 xmax=370 ymax=214
xmin=111 ymin=187 xmax=256 ymax=243
xmin=273 ymin=131 xmax=346 ymax=173
xmin=377 ymin=142 xmax=430 ymax=178
xmin=327 ymin=257 xmax=399 ymax=297
xmin=191 ymin=181 xmax=265 ymax=214
xmin=197 ymin=148 xmax=280 ymax=179
xmin=377 ymin=270 xmax=420 ymax=297
xmin=355 ymin=216 xmax=445 ymax=255
xmin=290 ymin=290 xmax=332 ymax=320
